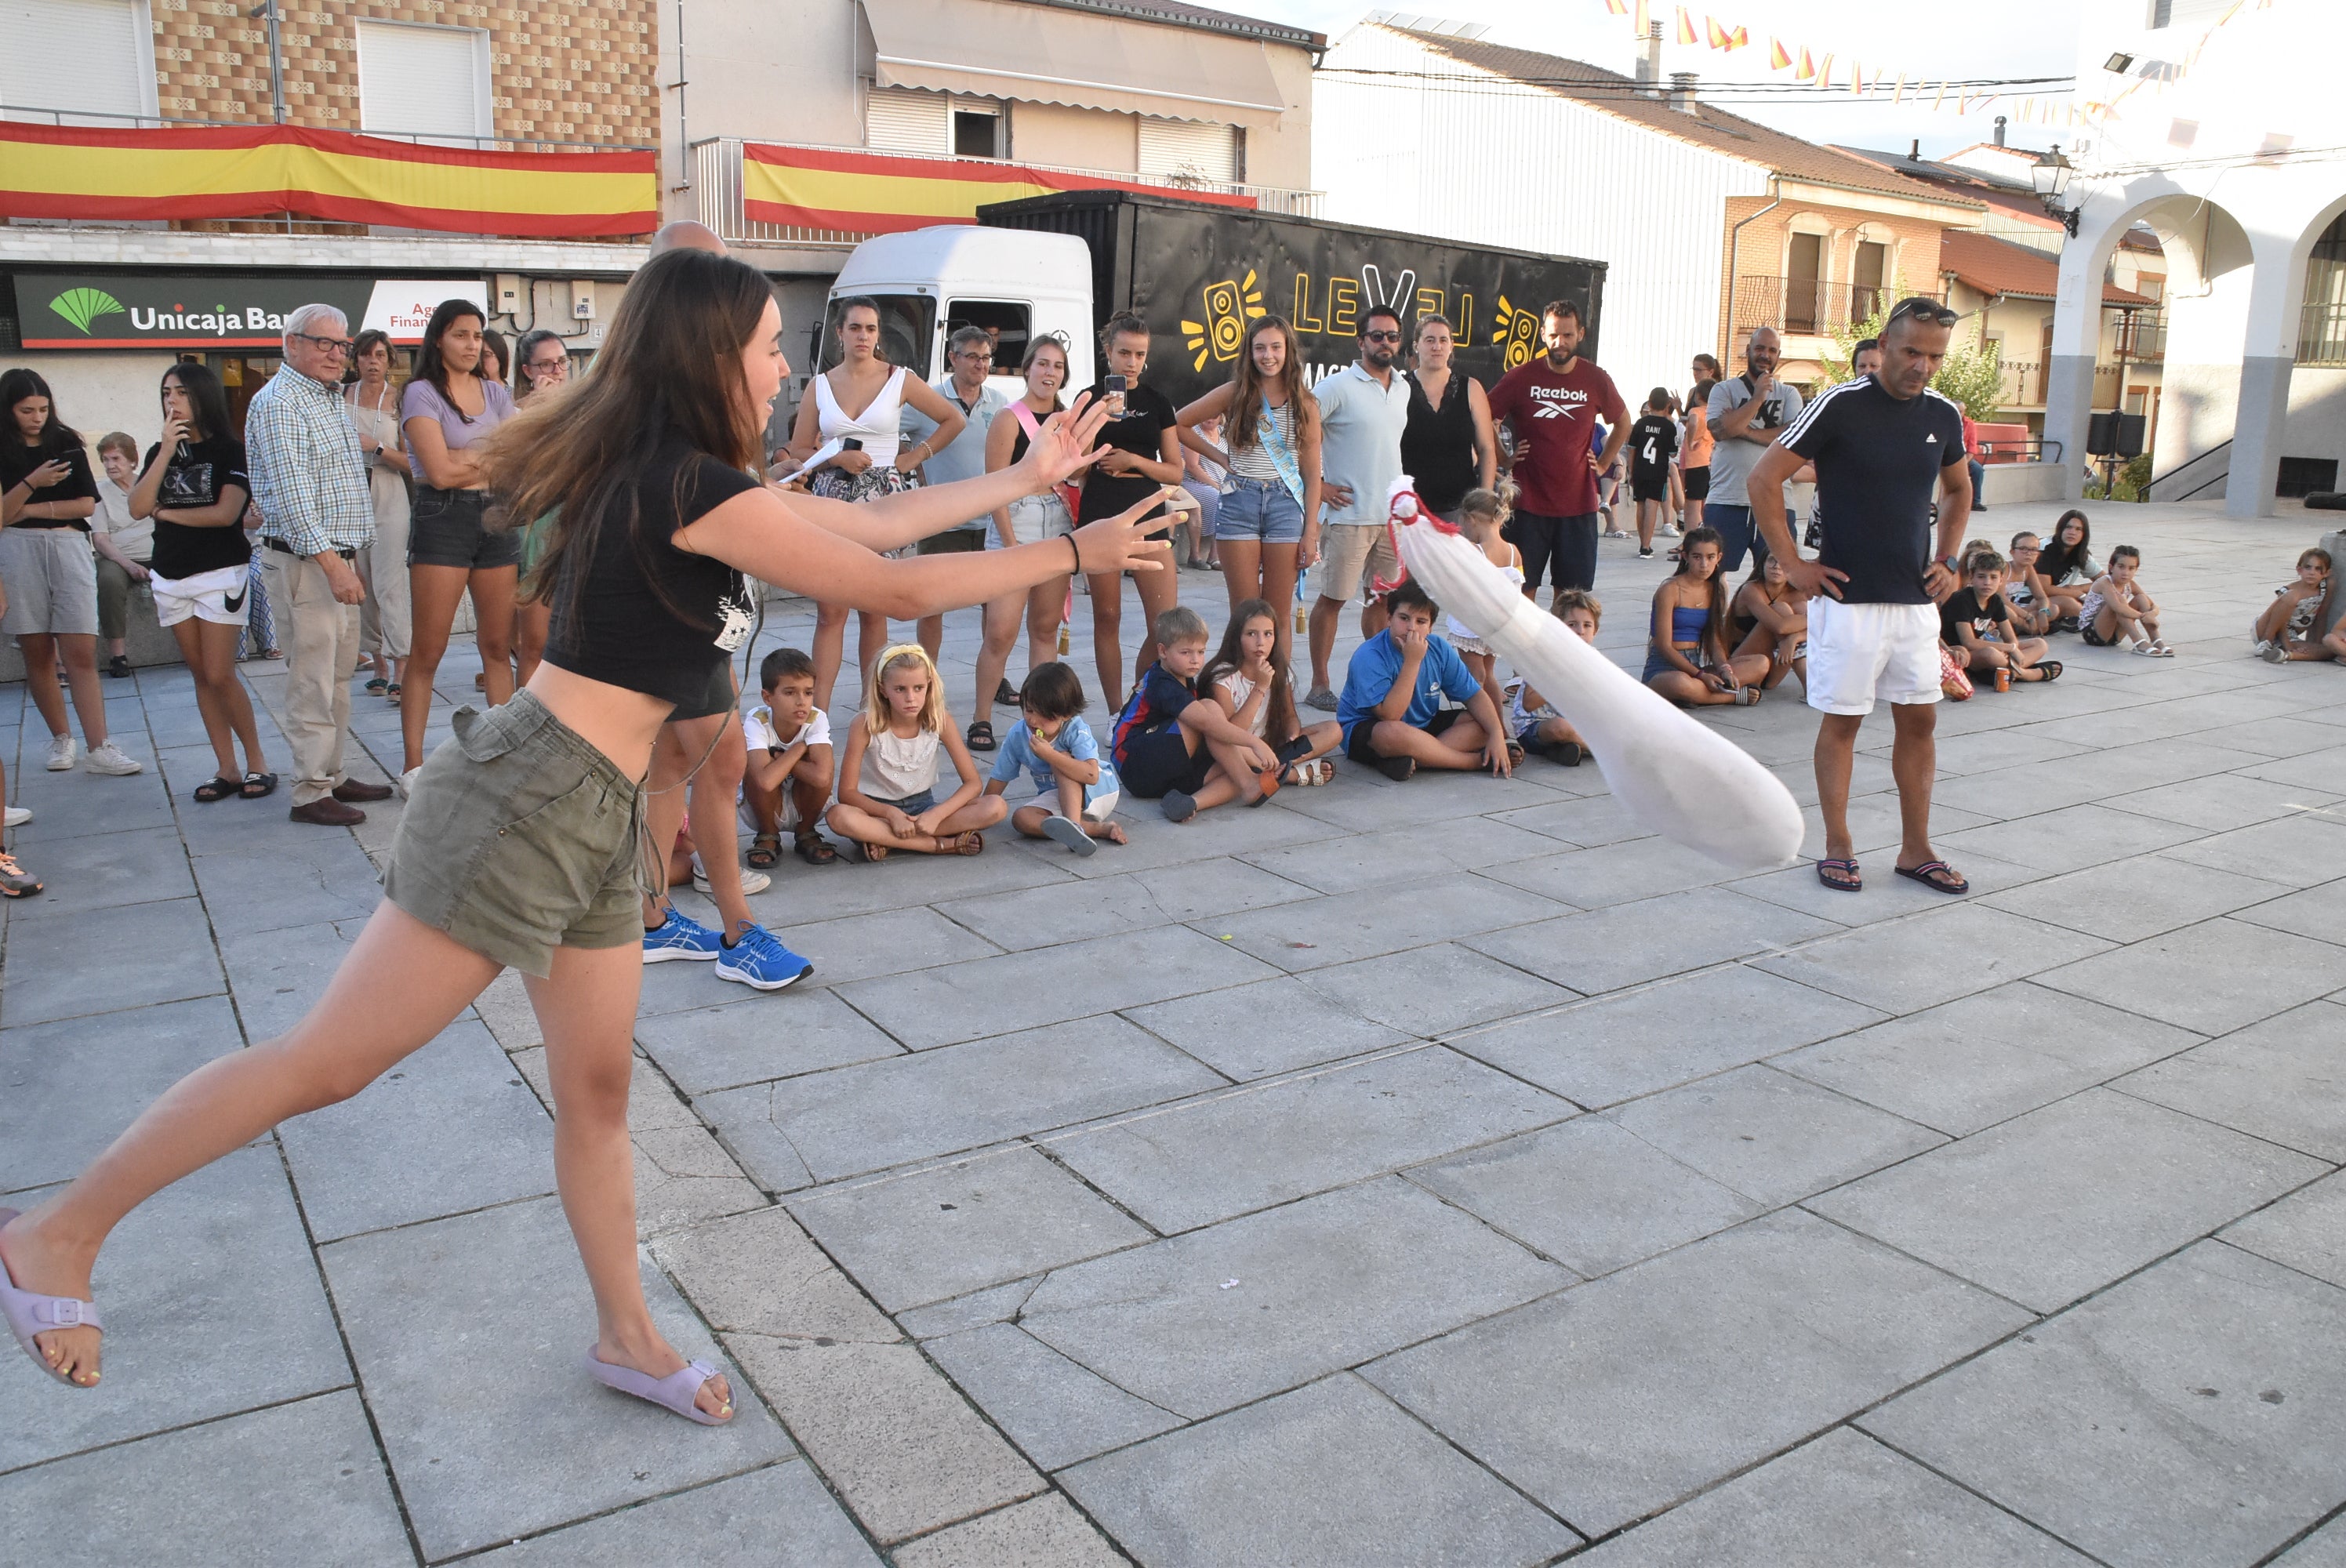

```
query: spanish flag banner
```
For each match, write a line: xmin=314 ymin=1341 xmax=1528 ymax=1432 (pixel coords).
xmin=741 ymin=143 xmax=1255 ymax=234
xmin=0 ymin=123 xmax=656 ymax=236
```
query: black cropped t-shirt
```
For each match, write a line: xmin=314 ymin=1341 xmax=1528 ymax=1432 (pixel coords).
xmin=543 ymin=439 xmax=761 ymax=717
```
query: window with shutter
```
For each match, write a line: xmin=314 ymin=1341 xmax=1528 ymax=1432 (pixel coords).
xmin=1137 ymin=118 xmax=1237 ymax=184
xmin=0 ymin=0 xmax=154 ymax=119
xmin=866 ymin=88 xmax=949 ymax=153
xmin=356 ymin=19 xmax=492 ymax=141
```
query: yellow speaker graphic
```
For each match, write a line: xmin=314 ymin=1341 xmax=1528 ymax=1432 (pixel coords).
xmin=1491 ymin=294 xmax=1541 ymax=371
xmin=1183 ymin=269 xmax=1266 ymax=372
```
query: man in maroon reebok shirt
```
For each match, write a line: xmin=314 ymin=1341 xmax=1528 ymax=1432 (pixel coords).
xmin=1487 ymin=300 xmax=1629 ymax=604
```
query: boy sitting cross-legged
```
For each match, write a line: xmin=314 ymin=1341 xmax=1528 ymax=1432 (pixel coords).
xmin=1113 ymin=605 xmax=1284 ymax=822
xmin=1336 ymin=579 xmax=1513 ymax=781
xmin=985 ymin=660 xmax=1127 ymax=855
xmin=741 ymin=648 xmax=839 ymax=868
xmin=1941 ymin=550 xmax=2061 ymax=688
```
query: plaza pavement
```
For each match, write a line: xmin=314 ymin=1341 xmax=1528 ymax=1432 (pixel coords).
xmin=3 ymin=497 xmax=2345 ymax=1566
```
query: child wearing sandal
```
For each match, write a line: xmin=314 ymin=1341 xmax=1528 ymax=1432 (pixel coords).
xmin=1513 ymin=589 xmax=1599 ymax=765
xmin=1442 ymin=487 xmax=1524 ymax=739
xmin=1643 ymin=525 xmax=1762 ymax=708
xmin=741 ymin=647 xmax=837 ymax=869
xmin=1726 ymin=552 xmax=1809 ymax=693
xmin=2078 ymin=545 xmax=2171 ymax=655
xmin=1114 ymin=604 xmax=1285 ymax=818
xmin=1941 ymin=550 xmax=2060 ymax=688
xmin=1201 ymin=597 xmax=1341 ymax=797
xmin=827 ymin=644 xmax=1008 ymax=858
xmin=985 ymin=660 xmax=1126 ymax=855
xmin=2037 ymin=510 xmax=2099 ymax=630
xmin=2255 ymin=547 xmax=2335 ymax=662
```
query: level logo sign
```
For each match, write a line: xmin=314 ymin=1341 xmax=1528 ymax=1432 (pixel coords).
xmin=48 ymin=288 xmax=125 ymax=336
xmin=1491 ymin=294 xmax=1542 ymax=370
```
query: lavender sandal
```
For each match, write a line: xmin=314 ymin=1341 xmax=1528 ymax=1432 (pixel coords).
xmin=584 ymin=1348 xmax=732 ymax=1425
xmin=0 ymin=1208 xmax=102 ymax=1386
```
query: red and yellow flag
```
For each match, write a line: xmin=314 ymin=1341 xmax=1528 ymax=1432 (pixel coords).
xmin=1604 ymin=0 xmax=1628 ymax=13
xmin=741 ymin=143 xmax=1254 ymax=234
xmin=1768 ymin=36 xmax=1792 ymax=69
xmin=1676 ymin=6 xmax=1699 ymax=44
xmin=1796 ymin=46 xmax=1817 ymax=79
xmin=0 ymin=122 xmax=654 ymax=236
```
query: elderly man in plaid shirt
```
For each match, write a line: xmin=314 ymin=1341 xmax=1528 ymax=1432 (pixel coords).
xmin=246 ymin=304 xmax=396 ymax=826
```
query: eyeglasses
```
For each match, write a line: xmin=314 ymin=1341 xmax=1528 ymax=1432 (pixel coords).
xmin=1887 ymin=299 xmax=1960 ymax=329
xmin=953 ymin=350 xmax=994 ymax=362
xmin=1363 ymin=330 xmax=1402 ymax=343
xmin=291 ymin=332 xmax=354 ymax=356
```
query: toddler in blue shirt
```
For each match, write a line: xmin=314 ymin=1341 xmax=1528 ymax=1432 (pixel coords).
xmin=985 ymin=661 xmax=1125 ymax=855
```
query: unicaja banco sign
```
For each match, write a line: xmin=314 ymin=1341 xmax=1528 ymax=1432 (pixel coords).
xmin=20 ymin=274 xmax=490 ymax=350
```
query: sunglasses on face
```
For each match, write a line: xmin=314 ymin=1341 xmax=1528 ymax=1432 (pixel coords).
xmin=1363 ymin=330 xmax=1402 ymax=343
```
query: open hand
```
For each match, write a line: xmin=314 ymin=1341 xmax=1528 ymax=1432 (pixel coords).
xmin=1323 ymin=482 xmax=1356 ymax=511
xmin=1017 ymin=393 xmax=1115 ymax=491
xmin=1068 ymin=488 xmax=1178 ymax=579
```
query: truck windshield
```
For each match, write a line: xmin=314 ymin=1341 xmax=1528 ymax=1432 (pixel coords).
xmin=815 ymin=294 xmax=937 ymax=379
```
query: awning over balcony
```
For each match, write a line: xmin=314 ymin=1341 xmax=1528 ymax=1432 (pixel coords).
xmin=859 ymin=0 xmax=1291 ymax=127
xmin=0 ymin=123 xmax=657 ymax=237
xmin=742 ymin=142 xmax=1253 ymax=234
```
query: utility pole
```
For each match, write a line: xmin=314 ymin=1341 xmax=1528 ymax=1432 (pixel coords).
xmin=249 ymin=0 xmax=287 ymax=125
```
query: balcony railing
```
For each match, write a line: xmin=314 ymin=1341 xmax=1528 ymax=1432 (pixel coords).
xmin=1992 ymin=361 xmax=2140 ymax=412
xmin=0 ymin=105 xmax=648 ymax=158
xmin=691 ymin=137 xmax=1323 ymax=248
xmin=2112 ymin=309 xmax=2165 ymax=364
xmin=2301 ymin=301 xmax=2346 ymax=367
xmin=1730 ymin=275 xmax=1930 ymax=341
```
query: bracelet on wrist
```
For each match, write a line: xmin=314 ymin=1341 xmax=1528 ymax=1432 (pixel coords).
xmin=1065 ymin=532 xmax=1083 ymax=575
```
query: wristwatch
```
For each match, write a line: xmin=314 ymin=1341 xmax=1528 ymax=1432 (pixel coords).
xmin=1938 ymin=555 xmax=1960 ymax=573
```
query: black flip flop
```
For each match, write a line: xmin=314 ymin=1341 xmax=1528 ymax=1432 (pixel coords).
xmin=966 ymin=720 xmax=997 ymax=753
xmin=240 ymin=771 xmax=278 ymax=800
xmin=194 ymin=775 xmax=241 ymax=804
xmin=2032 ymin=661 xmax=2062 ymax=683
xmin=1816 ymin=857 xmax=1861 ymax=892
xmin=1895 ymin=859 xmax=1969 ymax=895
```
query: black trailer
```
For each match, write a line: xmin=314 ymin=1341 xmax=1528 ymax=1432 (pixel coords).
xmin=978 ymin=190 xmax=1607 ymax=407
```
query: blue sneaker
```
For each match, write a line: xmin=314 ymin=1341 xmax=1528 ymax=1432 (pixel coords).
xmin=641 ymin=906 xmax=723 ymax=964
xmin=714 ymin=920 xmax=814 ymax=991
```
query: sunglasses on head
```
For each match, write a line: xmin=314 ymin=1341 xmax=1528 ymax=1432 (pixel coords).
xmin=1887 ymin=299 xmax=1959 ymax=329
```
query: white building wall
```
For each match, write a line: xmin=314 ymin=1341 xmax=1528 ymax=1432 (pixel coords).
xmin=1315 ymin=24 xmax=1769 ymax=398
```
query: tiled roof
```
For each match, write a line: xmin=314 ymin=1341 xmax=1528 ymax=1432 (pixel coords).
xmin=1387 ymin=26 xmax=1980 ymax=207
xmin=1019 ymin=0 xmax=1324 ymax=49
xmin=1835 ymin=145 xmax=2068 ymax=234
xmin=1939 ymin=230 xmax=2156 ymax=305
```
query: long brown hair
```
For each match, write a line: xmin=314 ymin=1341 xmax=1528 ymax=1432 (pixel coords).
xmin=481 ymin=248 xmax=773 ymax=629
xmin=1228 ymin=317 xmax=1316 ymax=455
xmin=411 ymin=298 xmax=487 ymax=424
xmin=1670 ymin=524 xmax=1730 ymax=661
xmin=1200 ymin=597 xmax=1297 ymax=747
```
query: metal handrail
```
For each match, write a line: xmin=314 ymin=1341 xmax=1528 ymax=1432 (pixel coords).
xmin=2147 ymin=438 xmax=2230 ymax=502
xmin=1 ymin=105 xmax=652 ymax=154
xmin=1977 ymin=435 xmax=2063 ymax=464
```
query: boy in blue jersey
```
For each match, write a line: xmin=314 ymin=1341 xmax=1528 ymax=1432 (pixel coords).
xmin=1337 ymin=579 xmax=1513 ymax=782
xmin=1113 ymin=605 xmax=1281 ymax=821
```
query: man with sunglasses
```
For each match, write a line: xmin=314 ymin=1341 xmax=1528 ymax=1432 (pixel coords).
xmin=1487 ymin=299 xmax=1627 ymax=605
xmin=246 ymin=303 xmax=393 ymax=826
xmin=1749 ymin=296 xmax=1973 ymax=898
xmin=1305 ymin=307 xmax=1413 ymax=707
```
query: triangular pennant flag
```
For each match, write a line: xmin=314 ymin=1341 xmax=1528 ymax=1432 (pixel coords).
xmin=1676 ymin=6 xmax=1699 ymax=45
xmin=1727 ymin=24 xmax=1748 ymax=49
xmin=1708 ymin=15 xmax=1730 ymax=49
xmin=1932 ymin=79 xmax=1947 ymax=109
xmin=1892 ymin=71 xmax=1906 ymax=104
xmin=1633 ymin=0 xmax=1651 ymax=38
xmin=1605 ymin=0 xmax=1629 ymax=13
xmin=1768 ymin=36 xmax=1792 ymax=69
xmin=1850 ymin=60 xmax=1865 ymax=94
xmin=1796 ymin=45 xmax=1816 ymax=79
xmin=1816 ymin=53 xmax=1835 ymax=89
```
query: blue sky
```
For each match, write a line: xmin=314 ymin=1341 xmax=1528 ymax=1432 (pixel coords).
xmin=1244 ymin=0 xmax=2084 ymax=159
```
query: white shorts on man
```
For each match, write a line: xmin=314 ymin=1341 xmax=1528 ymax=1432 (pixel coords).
xmin=1803 ymin=597 xmax=1940 ymax=716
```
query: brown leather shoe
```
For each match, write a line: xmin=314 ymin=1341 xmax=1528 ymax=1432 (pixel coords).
xmin=332 ymin=779 xmax=394 ymax=803
xmin=289 ymin=797 xmax=365 ymax=826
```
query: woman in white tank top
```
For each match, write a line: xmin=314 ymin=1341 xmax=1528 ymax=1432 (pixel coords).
xmin=782 ymin=297 xmax=968 ymax=710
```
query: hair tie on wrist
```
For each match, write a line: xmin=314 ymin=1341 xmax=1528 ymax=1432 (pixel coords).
xmin=1066 ymin=533 xmax=1083 ymax=575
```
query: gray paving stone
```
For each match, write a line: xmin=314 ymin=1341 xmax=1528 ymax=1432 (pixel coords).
xmin=1209 ymin=873 xmax=1567 ymax=972
xmin=277 ymin=1018 xmax=555 ymax=1241
xmin=2239 ymin=743 xmax=2346 ymax=793
xmin=1490 ymin=789 xmax=1657 ymax=848
xmin=1463 ymin=885 xmax=1843 ymax=996
xmin=1608 ymin=1064 xmax=1943 ymax=1206
xmin=1772 ymin=982 xmax=2206 ymax=1137
xmin=696 ymin=1015 xmax=1224 ymax=1187
xmin=2232 ymin=876 xmax=2346 ymax=944
xmin=10 ymin=824 xmax=193 ymax=913
xmin=652 ymin=1204 xmax=902 ymax=1345
xmin=1727 ymin=844 xmax=2042 ymax=926
xmin=1453 ymin=964 xmax=1885 ymax=1109
xmin=0 ymin=994 xmax=245 ymax=1191
xmin=1366 ymin=1209 xmax=2025 ymax=1537
xmin=2117 ymin=1001 xmax=2346 ymax=1160
xmin=188 ymin=829 xmax=383 ymax=932
xmin=474 ymin=1461 xmax=881 ymax=1565
xmin=216 ymin=916 xmax=362 ymax=1036
xmin=320 ymin=1194 xmax=790 ymax=1560
xmin=1298 ymin=942 xmax=1578 ymax=1037
xmin=1938 ymin=739 xmax=2261 ymax=820
xmin=1061 ymin=1374 xmax=1579 ymax=1568
xmin=721 ymin=1333 xmax=1044 ymax=1545
xmin=2037 ymin=916 xmax=2346 ymax=1037
xmin=835 ymin=926 xmax=1280 ymax=1049
xmin=768 ymin=904 xmax=1004 ymax=986
xmin=1922 ymin=724 xmax=2098 ymax=777
xmin=1021 ymin=1177 xmax=1567 ymax=1419
xmin=2 ymin=895 xmax=224 ymax=1026
xmin=1051 ymin=1044 xmax=1570 ymax=1232
xmin=0 ymin=1147 xmax=350 ymax=1472
xmin=716 ymin=843 xmax=1072 ymax=927
xmin=1237 ymin=815 xmax=1562 ymax=897
xmin=7 ymin=778 xmax=179 ymax=844
xmin=924 ymin=1320 xmax=1186 ymax=1471
xmin=2276 ymin=1517 xmax=2346 ymax=1568
xmin=1753 ymin=903 xmax=2112 ymax=1014
xmin=1985 ymin=852 xmax=2295 ymax=944
xmin=1934 ymin=800 xmax=2209 ymax=877
xmin=890 ymin=1493 xmax=1125 ymax=1568
xmin=634 ymin=987 xmax=906 ymax=1094
xmin=1568 ymin=1427 xmax=2096 ymax=1567
xmin=899 ymin=1278 xmax=1038 ymax=1341
xmin=936 ymin=858 xmax=1317 ymax=950
xmin=788 ymin=1144 xmax=1150 ymax=1311
xmin=0 ymin=1391 xmax=409 ymax=1567
xmin=2104 ymin=771 xmax=2343 ymax=831
xmin=1119 ymin=975 xmax=1412 ymax=1080
xmin=1476 ymin=833 xmax=1736 ymax=909
xmin=2163 ymin=814 xmax=2346 ymax=889
xmin=1811 ymin=1088 xmax=2325 ymax=1312
xmin=2225 ymin=1171 xmax=2346 ymax=1289
xmin=1272 ymin=771 xmax=1575 ymax=836
xmin=1409 ymin=1116 xmax=1765 ymax=1277
xmin=1863 ymin=1242 xmax=2346 ymax=1568
xmin=1794 ymin=792 xmax=1997 ymax=860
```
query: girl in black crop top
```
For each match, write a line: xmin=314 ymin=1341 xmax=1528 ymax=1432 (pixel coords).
xmin=10 ymin=248 xmax=1169 ymax=1430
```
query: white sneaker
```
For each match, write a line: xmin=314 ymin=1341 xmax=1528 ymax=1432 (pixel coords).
xmin=45 ymin=735 xmax=76 ymax=771
xmin=83 ymin=742 xmax=144 ymax=776
xmin=3 ymin=805 xmax=28 ymax=829
xmin=1662 ymin=523 xmax=1683 ymax=537
xmin=692 ymin=852 xmax=772 ymax=897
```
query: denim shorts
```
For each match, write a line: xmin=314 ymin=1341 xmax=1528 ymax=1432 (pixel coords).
xmin=409 ymin=485 xmax=520 ymax=572
xmin=1215 ymin=475 xmax=1305 ymax=544
xmin=382 ymin=691 xmax=643 ymax=978
xmin=870 ymin=789 xmax=936 ymax=815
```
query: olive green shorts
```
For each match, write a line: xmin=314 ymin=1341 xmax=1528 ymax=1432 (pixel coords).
xmin=382 ymin=691 xmax=645 ymax=978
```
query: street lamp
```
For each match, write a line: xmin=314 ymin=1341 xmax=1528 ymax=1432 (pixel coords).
xmin=2032 ymin=144 xmax=2079 ymax=237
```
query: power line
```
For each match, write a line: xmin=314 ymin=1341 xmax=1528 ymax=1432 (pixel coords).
xmin=1315 ymin=64 xmax=2079 ymax=106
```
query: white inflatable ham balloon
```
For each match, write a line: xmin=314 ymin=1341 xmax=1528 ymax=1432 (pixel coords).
xmin=1385 ymin=478 xmax=1805 ymax=873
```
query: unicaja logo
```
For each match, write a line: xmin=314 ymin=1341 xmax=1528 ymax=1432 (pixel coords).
xmin=49 ymin=288 xmax=125 ymax=335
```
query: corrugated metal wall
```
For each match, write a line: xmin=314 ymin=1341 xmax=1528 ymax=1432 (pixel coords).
xmin=1315 ymin=26 xmax=1770 ymax=399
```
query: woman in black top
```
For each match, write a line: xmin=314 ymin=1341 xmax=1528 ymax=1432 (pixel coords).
xmin=0 ymin=249 xmax=1167 ymax=1424
xmin=1078 ymin=311 xmax=1185 ymax=704
xmin=1400 ymin=313 xmax=1496 ymax=524
xmin=129 ymin=361 xmax=273 ymax=800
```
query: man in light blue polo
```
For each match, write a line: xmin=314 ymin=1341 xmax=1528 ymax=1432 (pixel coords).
xmin=902 ymin=325 xmax=1010 ymax=681
xmin=1303 ymin=307 xmax=1411 ymax=710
